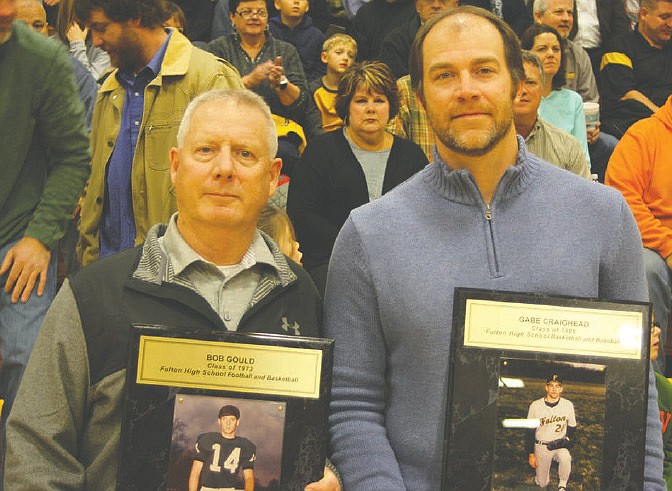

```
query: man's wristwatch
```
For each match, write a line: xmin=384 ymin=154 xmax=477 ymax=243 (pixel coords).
xmin=278 ymin=76 xmax=289 ymax=90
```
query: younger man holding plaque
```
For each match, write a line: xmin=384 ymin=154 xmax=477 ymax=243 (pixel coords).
xmin=323 ymin=6 xmax=665 ymax=490
xmin=4 ymin=89 xmax=338 ymax=490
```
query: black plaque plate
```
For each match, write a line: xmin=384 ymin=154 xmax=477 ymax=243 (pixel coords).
xmin=117 ymin=324 xmax=334 ymax=491
xmin=443 ymin=288 xmax=651 ymax=491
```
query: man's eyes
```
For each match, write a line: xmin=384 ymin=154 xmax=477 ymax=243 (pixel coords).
xmin=90 ymin=23 xmax=108 ymax=33
xmin=436 ymin=71 xmax=454 ymax=80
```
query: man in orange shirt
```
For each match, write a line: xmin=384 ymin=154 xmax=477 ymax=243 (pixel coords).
xmin=606 ymin=94 xmax=672 ymax=374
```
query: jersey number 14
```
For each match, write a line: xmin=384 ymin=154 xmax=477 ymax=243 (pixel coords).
xmin=209 ymin=444 xmax=240 ymax=474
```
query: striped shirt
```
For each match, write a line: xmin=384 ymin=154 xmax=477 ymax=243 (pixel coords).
xmin=524 ymin=117 xmax=591 ymax=179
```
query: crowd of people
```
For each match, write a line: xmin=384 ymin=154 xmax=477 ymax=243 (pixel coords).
xmin=2 ymin=0 xmax=672 ymax=489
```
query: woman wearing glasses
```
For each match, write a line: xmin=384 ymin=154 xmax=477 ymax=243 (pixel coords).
xmin=204 ymin=0 xmax=321 ymax=175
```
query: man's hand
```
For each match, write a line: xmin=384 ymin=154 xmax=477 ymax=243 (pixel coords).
xmin=0 ymin=237 xmax=51 ymax=304
xmin=529 ymin=453 xmax=538 ymax=468
xmin=586 ymin=120 xmax=601 ymax=145
xmin=67 ymin=23 xmax=88 ymax=42
xmin=304 ymin=466 xmax=341 ymax=491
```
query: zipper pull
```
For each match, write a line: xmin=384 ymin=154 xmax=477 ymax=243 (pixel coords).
xmin=485 ymin=204 xmax=493 ymax=221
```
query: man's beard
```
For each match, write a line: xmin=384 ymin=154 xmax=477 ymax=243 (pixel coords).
xmin=108 ymin=39 xmax=144 ymax=73
xmin=433 ymin=113 xmax=514 ymax=157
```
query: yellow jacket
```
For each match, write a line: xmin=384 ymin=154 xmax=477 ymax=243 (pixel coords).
xmin=77 ymin=29 xmax=242 ymax=266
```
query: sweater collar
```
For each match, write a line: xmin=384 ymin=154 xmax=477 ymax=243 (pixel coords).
xmin=423 ymin=135 xmax=539 ymax=205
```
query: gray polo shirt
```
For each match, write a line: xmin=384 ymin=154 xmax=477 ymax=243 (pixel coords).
xmin=158 ymin=214 xmax=282 ymax=330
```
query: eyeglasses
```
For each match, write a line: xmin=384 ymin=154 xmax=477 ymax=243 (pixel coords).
xmin=236 ymin=9 xmax=268 ymax=19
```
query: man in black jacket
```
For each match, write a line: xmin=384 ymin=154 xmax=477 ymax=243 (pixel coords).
xmin=378 ymin=0 xmax=457 ymax=79
xmin=4 ymin=89 xmax=338 ymax=490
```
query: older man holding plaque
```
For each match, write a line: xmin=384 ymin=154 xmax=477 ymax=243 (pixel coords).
xmin=323 ymin=6 xmax=665 ymax=490
xmin=4 ymin=89 xmax=338 ymax=491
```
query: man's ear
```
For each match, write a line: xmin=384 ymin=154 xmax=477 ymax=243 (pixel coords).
xmin=169 ymin=147 xmax=180 ymax=186
xmin=268 ymin=158 xmax=283 ymax=197
xmin=321 ymin=51 xmax=328 ymax=64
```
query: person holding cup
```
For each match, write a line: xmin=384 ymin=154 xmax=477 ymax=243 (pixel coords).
xmin=583 ymin=101 xmax=600 ymax=131
xmin=521 ymin=24 xmax=591 ymax=167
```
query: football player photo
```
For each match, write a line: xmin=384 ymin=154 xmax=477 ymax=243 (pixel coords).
xmin=166 ymin=395 xmax=286 ymax=491
xmin=189 ymin=404 xmax=257 ymax=491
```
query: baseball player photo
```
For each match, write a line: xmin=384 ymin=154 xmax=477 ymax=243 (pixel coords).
xmin=527 ymin=375 xmax=577 ymax=490
xmin=189 ymin=404 xmax=257 ymax=491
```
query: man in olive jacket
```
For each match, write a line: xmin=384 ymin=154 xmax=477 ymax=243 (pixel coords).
xmin=75 ymin=0 xmax=242 ymax=267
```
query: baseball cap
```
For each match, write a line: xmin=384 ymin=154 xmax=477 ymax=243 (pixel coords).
xmin=218 ymin=405 xmax=240 ymax=419
xmin=546 ymin=374 xmax=562 ymax=385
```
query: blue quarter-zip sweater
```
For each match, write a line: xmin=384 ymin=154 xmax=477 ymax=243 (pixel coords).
xmin=325 ymin=137 xmax=665 ymax=490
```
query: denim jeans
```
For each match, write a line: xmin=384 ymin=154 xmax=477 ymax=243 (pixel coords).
xmin=0 ymin=239 xmax=57 ymax=422
xmin=643 ymin=247 xmax=672 ymax=374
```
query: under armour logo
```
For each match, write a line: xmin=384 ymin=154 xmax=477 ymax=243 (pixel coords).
xmin=281 ymin=316 xmax=301 ymax=335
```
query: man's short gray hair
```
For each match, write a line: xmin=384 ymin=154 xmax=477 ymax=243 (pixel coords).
xmin=521 ymin=50 xmax=546 ymax=86
xmin=176 ymin=89 xmax=278 ymax=159
xmin=533 ymin=0 xmax=577 ymax=15
xmin=533 ymin=0 xmax=549 ymax=15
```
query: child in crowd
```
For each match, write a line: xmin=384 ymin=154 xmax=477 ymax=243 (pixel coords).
xmin=269 ymin=0 xmax=326 ymax=81
xmin=308 ymin=33 xmax=357 ymax=132
xmin=258 ymin=204 xmax=303 ymax=266
xmin=164 ymin=1 xmax=187 ymax=34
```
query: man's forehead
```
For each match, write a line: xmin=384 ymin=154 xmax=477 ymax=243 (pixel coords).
xmin=650 ymin=1 xmax=672 ymax=14
xmin=423 ymin=15 xmax=505 ymax=65
xmin=185 ymin=100 xmax=269 ymax=147
xmin=546 ymin=0 xmax=573 ymax=11
xmin=88 ymin=7 xmax=113 ymax=24
xmin=190 ymin=100 xmax=251 ymax=127
xmin=523 ymin=62 xmax=541 ymax=79
xmin=16 ymin=0 xmax=45 ymax=21
xmin=426 ymin=13 xmax=503 ymax=44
